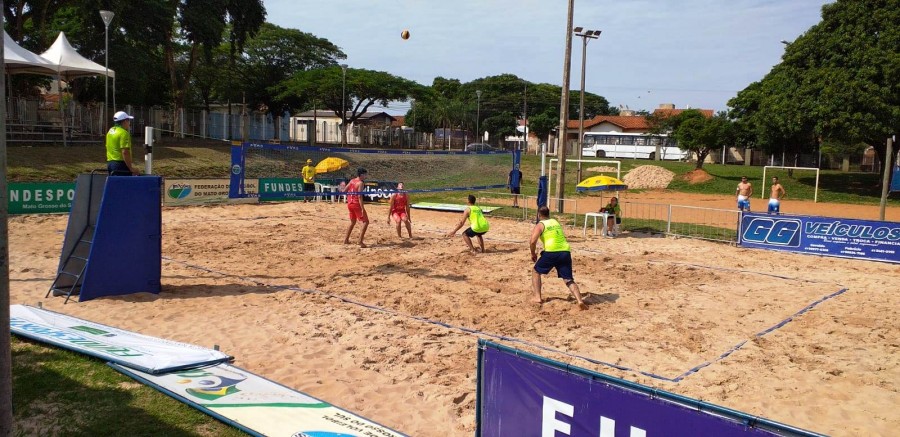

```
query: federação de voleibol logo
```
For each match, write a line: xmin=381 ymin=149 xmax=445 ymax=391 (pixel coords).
xmin=742 ymin=217 xmax=802 ymax=247
xmin=167 ymin=183 xmax=192 ymax=199
xmin=175 ymin=367 xmax=247 ymax=401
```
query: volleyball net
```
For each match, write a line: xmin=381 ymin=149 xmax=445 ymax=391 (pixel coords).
xmin=229 ymin=142 xmax=520 ymax=200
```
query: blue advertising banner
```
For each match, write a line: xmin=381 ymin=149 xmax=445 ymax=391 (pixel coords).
xmin=891 ymin=166 xmax=900 ymax=192
xmin=477 ymin=341 xmax=821 ymax=437
xmin=258 ymin=178 xmax=399 ymax=202
xmin=739 ymin=212 xmax=900 ymax=264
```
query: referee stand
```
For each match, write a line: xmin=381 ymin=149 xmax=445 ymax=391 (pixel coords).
xmin=48 ymin=173 xmax=162 ymax=303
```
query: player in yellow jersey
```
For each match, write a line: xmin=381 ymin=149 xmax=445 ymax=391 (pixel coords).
xmin=529 ymin=206 xmax=587 ymax=310
xmin=447 ymin=194 xmax=489 ymax=253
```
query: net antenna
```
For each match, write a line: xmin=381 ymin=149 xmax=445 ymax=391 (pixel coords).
xmin=761 ymin=166 xmax=820 ymax=203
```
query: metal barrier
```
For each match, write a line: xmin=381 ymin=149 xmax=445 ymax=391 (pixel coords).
xmin=620 ymin=202 xmax=670 ymax=235
xmin=667 ymin=205 xmax=740 ymax=243
xmin=620 ymin=201 xmax=739 ymax=243
xmin=521 ymin=196 xmax=578 ymax=227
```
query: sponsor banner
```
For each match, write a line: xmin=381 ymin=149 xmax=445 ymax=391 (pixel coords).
xmin=259 ymin=178 xmax=398 ymax=202
xmin=8 ymin=182 xmax=76 ymax=214
xmin=111 ymin=362 xmax=407 ymax=437
xmin=892 ymin=166 xmax=900 ymax=192
xmin=411 ymin=202 xmax=500 ymax=213
xmin=739 ymin=212 xmax=900 ymax=264
xmin=165 ymin=178 xmax=258 ymax=205
xmin=9 ymin=305 xmax=231 ymax=374
xmin=479 ymin=342 xmax=819 ymax=437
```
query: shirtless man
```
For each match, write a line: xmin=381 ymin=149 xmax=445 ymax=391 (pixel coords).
xmin=768 ymin=176 xmax=785 ymax=214
xmin=736 ymin=176 xmax=753 ymax=211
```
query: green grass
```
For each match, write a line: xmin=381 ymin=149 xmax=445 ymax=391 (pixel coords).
xmin=515 ymin=155 xmax=897 ymax=206
xmin=11 ymin=336 xmax=248 ymax=437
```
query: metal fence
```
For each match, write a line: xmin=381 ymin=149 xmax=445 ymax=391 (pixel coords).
xmin=620 ymin=201 xmax=739 ymax=243
xmin=5 ymin=96 xmax=450 ymax=148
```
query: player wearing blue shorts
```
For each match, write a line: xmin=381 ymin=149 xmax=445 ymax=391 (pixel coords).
xmin=768 ymin=176 xmax=785 ymax=214
xmin=529 ymin=206 xmax=588 ymax=310
xmin=736 ymin=176 xmax=753 ymax=211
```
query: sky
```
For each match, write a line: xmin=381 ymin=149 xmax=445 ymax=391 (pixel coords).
xmin=263 ymin=0 xmax=831 ymax=115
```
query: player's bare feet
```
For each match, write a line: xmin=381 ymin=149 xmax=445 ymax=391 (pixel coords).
xmin=577 ymin=303 xmax=588 ymax=311
xmin=530 ymin=297 xmax=543 ymax=305
xmin=359 ymin=243 xmax=367 ymax=248
xmin=343 ymin=240 xmax=351 ymax=245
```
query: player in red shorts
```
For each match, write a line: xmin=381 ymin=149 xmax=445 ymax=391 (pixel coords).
xmin=387 ymin=182 xmax=412 ymax=238
xmin=343 ymin=168 xmax=369 ymax=247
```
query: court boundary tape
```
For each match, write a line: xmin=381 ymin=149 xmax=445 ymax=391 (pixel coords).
xmin=670 ymin=287 xmax=850 ymax=381
xmin=162 ymin=256 xmax=849 ymax=384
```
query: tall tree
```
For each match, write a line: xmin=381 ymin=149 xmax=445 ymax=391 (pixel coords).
xmin=279 ymin=67 xmax=420 ymax=142
xmin=673 ymin=110 xmax=734 ymax=170
xmin=193 ymin=22 xmax=345 ymax=113
xmin=730 ymin=0 xmax=899 ymax=174
xmin=165 ymin=0 xmax=265 ymax=124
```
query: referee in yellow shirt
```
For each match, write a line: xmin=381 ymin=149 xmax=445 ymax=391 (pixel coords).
xmin=106 ymin=111 xmax=139 ymax=176
xmin=301 ymin=158 xmax=316 ymax=202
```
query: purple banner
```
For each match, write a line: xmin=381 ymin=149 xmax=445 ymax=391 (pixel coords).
xmin=479 ymin=345 xmax=811 ymax=437
xmin=739 ymin=212 xmax=900 ymax=264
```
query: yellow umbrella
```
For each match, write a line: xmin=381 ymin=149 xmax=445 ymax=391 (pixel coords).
xmin=315 ymin=157 xmax=350 ymax=174
xmin=576 ymin=175 xmax=628 ymax=192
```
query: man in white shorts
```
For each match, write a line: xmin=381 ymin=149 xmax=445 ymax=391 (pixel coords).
xmin=768 ymin=176 xmax=785 ymax=214
xmin=736 ymin=176 xmax=753 ymax=211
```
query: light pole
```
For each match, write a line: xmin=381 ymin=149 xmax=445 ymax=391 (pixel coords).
xmin=555 ymin=0 xmax=575 ymax=213
xmin=100 ymin=10 xmax=114 ymax=129
xmin=340 ymin=63 xmax=348 ymax=147
xmin=476 ymin=90 xmax=482 ymax=143
xmin=574 ymin=27 xmax=600 ymax=184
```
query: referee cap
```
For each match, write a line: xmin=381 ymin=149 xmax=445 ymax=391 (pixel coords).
xmin=113 ymin=111 xmax=134 ymax=122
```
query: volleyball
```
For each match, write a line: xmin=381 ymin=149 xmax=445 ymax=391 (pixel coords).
xmin=401 ymin=30 xmax=410 ymax=40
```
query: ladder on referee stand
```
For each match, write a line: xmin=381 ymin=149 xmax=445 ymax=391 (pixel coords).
xmin=47 ymin=171 xmax=105 ymax=303
xmin=47 ymin=225 xmax=94 ymax=303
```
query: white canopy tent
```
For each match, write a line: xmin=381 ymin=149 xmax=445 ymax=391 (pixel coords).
xmin=40 ymin=32 xmax=115 ymax=80
xmin=3 ymin=31 xmax=57 ymax=75
xmin=39 ymin=32 xmax=116 ymax=145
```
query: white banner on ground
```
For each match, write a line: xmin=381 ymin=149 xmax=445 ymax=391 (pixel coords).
xmin=111 ymin=362 xmax=407 ymax=437
xmin=164 ymin=178 xmax=259 ymax=205
xmin=10 ymin=305 xmax=231 ymax=374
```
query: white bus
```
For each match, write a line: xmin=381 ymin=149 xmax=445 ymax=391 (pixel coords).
xmin=581 ymin=132 xmax=688 ymax=161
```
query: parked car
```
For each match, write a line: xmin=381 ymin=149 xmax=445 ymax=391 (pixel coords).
xmin=465 ymin=143 xmax=498 ymax=152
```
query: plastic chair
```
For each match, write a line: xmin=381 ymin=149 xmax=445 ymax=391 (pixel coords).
xmin=582 ymin=212 xmax=610 ymax=237
xmin=314 ymin=182 xmax=324 ymax=202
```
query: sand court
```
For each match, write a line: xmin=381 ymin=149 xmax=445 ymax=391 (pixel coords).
xmin=8 ymin=200 xmax=899 ymax=436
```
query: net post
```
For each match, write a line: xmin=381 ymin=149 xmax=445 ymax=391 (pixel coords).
xmin=814 ymin=169 xmax=819 ymax=203
xmin=144 ymin=127 xmax=154 ymax=175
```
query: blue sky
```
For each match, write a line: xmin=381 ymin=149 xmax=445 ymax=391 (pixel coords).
xmin=263 ymin=0 xmax=830 ymax=114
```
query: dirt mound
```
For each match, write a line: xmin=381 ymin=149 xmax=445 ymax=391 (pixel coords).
xmin=586 ymin=166 xmax=618 ymax=173
xmin=622 ymin=165 xmax=675 ymax=189
xmin=682 ymin=169 xmax=714 ymax=184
